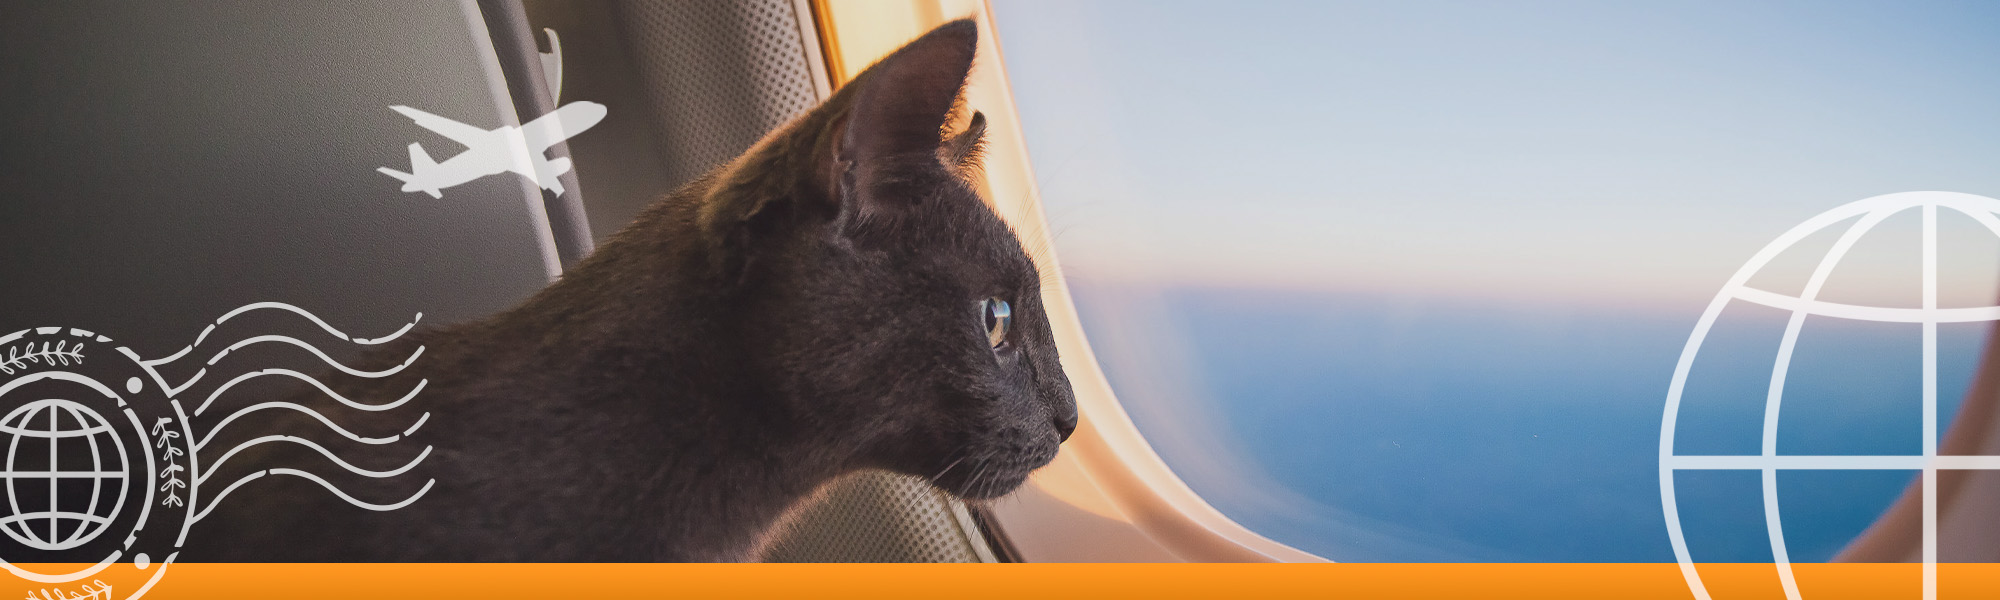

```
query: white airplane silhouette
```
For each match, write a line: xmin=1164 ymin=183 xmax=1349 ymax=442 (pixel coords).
xmin=377 ymin=101 xmax=607 ymax=198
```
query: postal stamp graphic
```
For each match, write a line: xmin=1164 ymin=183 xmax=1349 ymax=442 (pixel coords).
xmin=0 ymin=303 xmax=431 ymax=599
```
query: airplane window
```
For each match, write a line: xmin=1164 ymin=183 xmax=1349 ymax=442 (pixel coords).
xmin=991 ymin=1 xmax=2000 ymax=561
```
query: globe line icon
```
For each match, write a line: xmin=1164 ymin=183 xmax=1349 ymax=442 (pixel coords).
xmin=0 ymin=398 xmax=129 ymax=553
xmin=1660 ymin=191 xmax=2000 ymax=600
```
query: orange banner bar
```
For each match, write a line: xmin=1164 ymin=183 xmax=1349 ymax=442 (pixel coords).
xmin=14 ymin=563 xmax=2000 ymax=599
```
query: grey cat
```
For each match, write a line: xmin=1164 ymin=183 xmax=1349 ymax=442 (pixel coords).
xmin=186 ymin=19 xmax=1076 ymax=562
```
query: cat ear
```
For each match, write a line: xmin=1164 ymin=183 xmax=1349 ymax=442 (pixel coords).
xmin=843 ymin=19 xmax=976 ymax=161
xmin=941 ymin=111 xmax=987 ymax=170
xmin=697 ymin=20 xmax=978 ymax=280
xmin=830 ymin=19 xmax=978 ymax=209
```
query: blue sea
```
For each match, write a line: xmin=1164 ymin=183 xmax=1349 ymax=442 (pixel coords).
xmin=1067 ymin=282 xmax=1986 ymax=562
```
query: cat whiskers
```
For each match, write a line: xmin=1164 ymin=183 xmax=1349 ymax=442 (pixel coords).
xmin=929 ymin=454 xmax=968 ymax=485
xmin=934 ymin=449 xmax=1017 ymax=501
xmin=966 ymin=461 xmax=992 ymax=498
xmin=979 ymin=464 xmax=1004 ymax=500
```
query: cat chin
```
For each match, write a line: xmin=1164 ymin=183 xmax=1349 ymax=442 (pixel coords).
xmin=942 ymin=473 xmax=1029 ymax=501
xmin=928 ymin=461 xmax=1036 ymax=501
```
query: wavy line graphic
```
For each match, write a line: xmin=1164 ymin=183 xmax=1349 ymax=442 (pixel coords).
xmin=194 ymin=369 xmax=426 ymax=417
xmin=144 ymin=303 xmax=423 ymax=367
xmin=194 ymin=402 xmax=424 ymax=451
xmin=193 ymin=469 xmax=434 ymax=525
xmin=197 ymin=436 xmax=431 ymax=486
xmin=204 ymin=335 xmax=423 ymax=378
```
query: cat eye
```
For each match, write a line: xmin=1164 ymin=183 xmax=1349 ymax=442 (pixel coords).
xmin=982 ymin=297 xmax=1011 ymax=349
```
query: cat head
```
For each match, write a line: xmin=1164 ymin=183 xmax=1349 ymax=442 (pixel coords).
xmin=700 ymin=20 xmax=1077 ymax=500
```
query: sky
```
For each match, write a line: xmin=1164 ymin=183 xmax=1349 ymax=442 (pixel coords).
xmin=992 ymin=0 xmax=2000 ymax=308
xmin=990 ymin=0 xmax=2000 ymax=562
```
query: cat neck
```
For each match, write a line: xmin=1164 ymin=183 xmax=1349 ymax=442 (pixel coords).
xmin=420 ymin=200 xmax=856 ymax=560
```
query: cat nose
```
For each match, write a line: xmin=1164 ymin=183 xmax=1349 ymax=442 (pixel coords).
xmin=1053 ymin=410 xmax=1077 ymax=442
